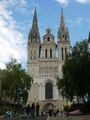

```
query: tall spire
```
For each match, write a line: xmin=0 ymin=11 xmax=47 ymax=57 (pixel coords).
xmin=32 ymin=8 xmax=38 ymax=32
xmin=58 ymin=8 xmax=70 ymax=42
xmin=60 ymin=8 xmax=65 ymax=32
xmin=28 ymin=9 xmax=40 ymax=43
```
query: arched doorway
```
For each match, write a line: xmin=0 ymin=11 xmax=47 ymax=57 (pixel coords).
xmin=45 ymin=82 xmax=53 ymax=99
xmin=42 ymin=103 xmax=55 ymax=112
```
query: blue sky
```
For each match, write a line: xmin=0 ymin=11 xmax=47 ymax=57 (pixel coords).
xmin=0 ymin=0 xmax=90 ymax=69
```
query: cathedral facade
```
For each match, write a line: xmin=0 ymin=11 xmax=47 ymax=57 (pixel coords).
xmin=27 ymin=9 xmax=70 ymax=111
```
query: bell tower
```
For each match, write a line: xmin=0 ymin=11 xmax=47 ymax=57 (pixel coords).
xmin=57 ymin=8 xmax=70 ymax=62
xmin=28 ymin=9 xmax=40 ymax=62
xmin=27 ymin=9 xmax=41 ymax=75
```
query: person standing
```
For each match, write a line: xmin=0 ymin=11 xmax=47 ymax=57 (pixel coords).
xmin=48 ymin=107 xmax=52 ymax=117
xmin=36 ymin=103 xmax=40 ymax=116
xmin=31 ymin=103 xmax=35 ymax=117
xmin=26 ymin=104 xmax=31 ymax=117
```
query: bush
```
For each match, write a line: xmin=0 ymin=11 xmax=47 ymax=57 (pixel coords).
xmin=70 ymin=103 xmax=82 ymax=111
xmin=0 ymin=100 xmax=24 ymax=116
xmin=80 ymin=102 xmax=90 ymax=113
xmin=0 ymin=106 xmax=10 ymax=115
xmin=64 ymin=105 xmax=71 ymax=112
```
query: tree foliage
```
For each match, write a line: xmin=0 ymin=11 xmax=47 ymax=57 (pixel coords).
xmin=57 ymin=40 xmax=90 ymax=101
xmin=1 ymin=58 xmax=32 ymax=104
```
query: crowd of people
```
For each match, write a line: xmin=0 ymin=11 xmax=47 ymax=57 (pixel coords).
xmin=25 ymin=103 xmax=40 ymax=117
xmin=45 ymin=107 xmax=62 ymax=117
xmin=25 ymin=103 xmax=65 ymax=119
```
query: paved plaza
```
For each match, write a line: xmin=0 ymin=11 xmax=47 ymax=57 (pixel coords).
xmin=0 ymin=115 xmax=90 ymax=120
xmin=49 ymin=115 xmax=90 ymax=120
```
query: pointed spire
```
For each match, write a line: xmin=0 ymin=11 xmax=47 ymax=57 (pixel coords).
xmin=88 ymin=32 xmax=90 ymax=43
xmin=60 ymin=8 xmax=65 ymax=31
xmin=28 ymin=9 xmax=40 ymax=43
xmin=61 ymin=8 xmax=64 ymax=20
xmin=58 ymin=8 xmax=70 ymax=43
xmin=32 ymin=8 xmax=38 ymax=33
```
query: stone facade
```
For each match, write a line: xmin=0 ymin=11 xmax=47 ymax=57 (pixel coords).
xmin=27 ymin=8 xmax=70 ymax=111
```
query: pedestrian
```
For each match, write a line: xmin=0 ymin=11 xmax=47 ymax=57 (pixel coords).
xmin=31 ymin=103 xmax=35 ymax=117
xmin=48 ymin=108 xmax=52 ymax=117
xmin=36 ymin=103 xmax=40 ymax=116
xmin=5 ymin=109 xmax=12 ymax=118
xmin=47 ymin=113 xmax=50 ymax=120
xmin=56 ymin=109 xmax=59 ymax=116
xmin=26 ymin=104 xmax=31 ymax=117
xmin=61 ymin=110 xmax=63 ymax=117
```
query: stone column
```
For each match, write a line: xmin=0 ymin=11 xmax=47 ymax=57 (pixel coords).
xmin=42 ymin=84 xmax=45 ymax=100
xmin=39 ymin=83 xmax=42 ymax=100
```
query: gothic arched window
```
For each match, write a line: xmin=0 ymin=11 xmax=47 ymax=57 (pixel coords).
xmin=45 ymin=82 xmax=53 ymax=99
xmin=61 ymin=48 xmax=63 ymax=60
xmin=34 ymin=50 xmax=36 ymax=59
xmin=63 ymin=34 xmax=64 ymax=38
xmin=48 ymin=37 xmax=50 ymax=41
xmin=65 ymin=47 xmax=67 ymax=56
xmin=50 ymin=49 xmax=52 ymax=58
xmin=45 ymin=49 xmax=47 ymax=58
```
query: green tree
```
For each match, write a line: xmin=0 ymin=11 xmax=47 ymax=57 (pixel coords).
xmin=57 ymin=40 xmax=90 ymax=102
xmin=1 ymin=58 xmax=32 ymax=105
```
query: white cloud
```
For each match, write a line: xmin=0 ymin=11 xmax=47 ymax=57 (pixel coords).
xmin=54 ymin=0 xmax=69 ymax=6
xmin=0 ymin=0 xmax=27 ymax=6
xmin=68 ymin=17 xmax=83 ymax=26
xmin=76 ymin=0 xmax=90 ymax=4
xmin=67 ymin=17 xmax=90 ymax=29
xmin=0 ymin=0 xmax=28 ymax=15
xmin=0 ymin=1 xmax=27 ymax=69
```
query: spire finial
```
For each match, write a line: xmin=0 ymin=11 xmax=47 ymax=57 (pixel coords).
xmin=33 ymin=8 xmax=37 ymax=24
xmin=61 ymin=7 xmax=63 ymax=17
xmin=34 ymin=8 xmax=37 ymax=16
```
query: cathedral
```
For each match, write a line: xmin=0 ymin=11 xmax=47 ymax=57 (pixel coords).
xmin=27 ymin=8 xmax=70 ymax=112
